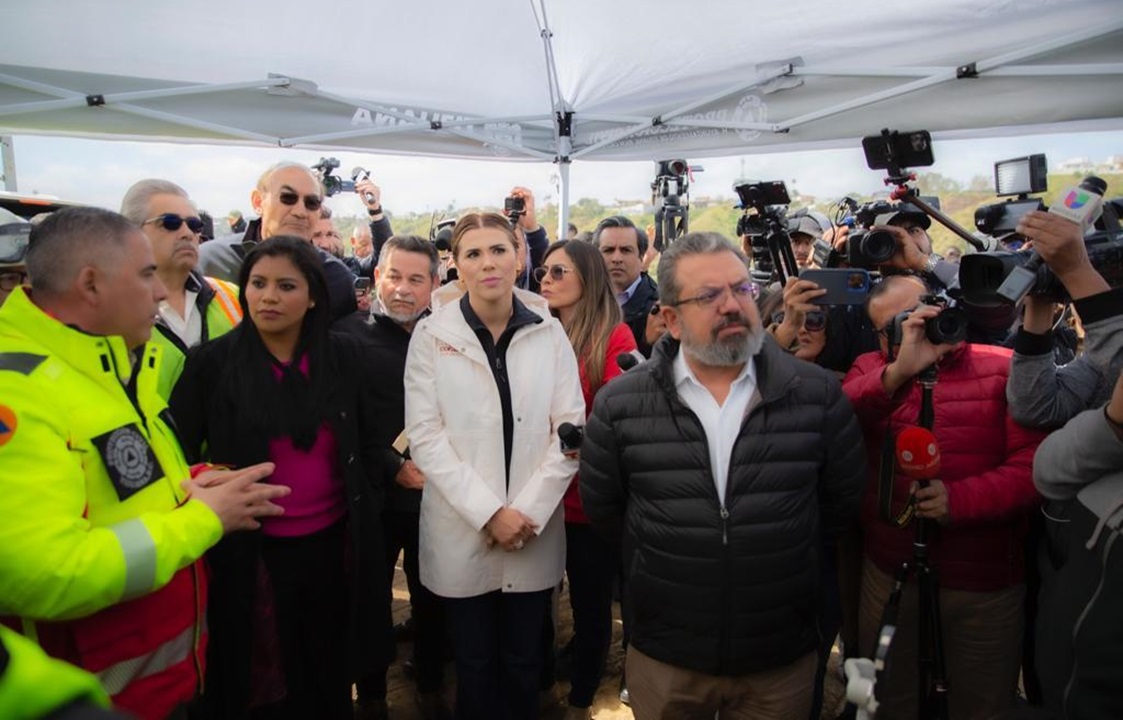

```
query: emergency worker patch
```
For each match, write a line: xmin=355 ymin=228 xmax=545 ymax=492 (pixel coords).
xmin=91 ymin=424 xmax=164 ymax=500
xmin=0 ymin=405 xmax=16 ymax=448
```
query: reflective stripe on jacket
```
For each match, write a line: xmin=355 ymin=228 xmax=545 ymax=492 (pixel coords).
xmin=0 ymin=287 xmax=224 ymax=720
xmin=151 ymin=273 xmax=242 ymax=400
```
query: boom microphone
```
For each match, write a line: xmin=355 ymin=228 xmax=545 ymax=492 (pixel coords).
xmin=894 ymin=426 xmax=940 ymax=482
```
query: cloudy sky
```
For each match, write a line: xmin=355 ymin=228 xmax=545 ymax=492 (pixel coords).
xmin=6 ymin=130 xmax=1121 ymax=224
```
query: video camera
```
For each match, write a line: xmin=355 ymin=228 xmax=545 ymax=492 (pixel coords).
xmin=652 ymin=159 xmax=698 ymax=251
xmin=973 ymin=155 xmax=1048 ymax=238
xmin=504 ymin=196 xmax=526 ymax=228
xmin=734 ymin=180 xmax=798 ymax=286
xmin=311 ymin=157 xmax=372 ymax=198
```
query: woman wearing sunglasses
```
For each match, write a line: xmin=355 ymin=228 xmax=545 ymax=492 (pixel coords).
xmin=170 ymin=237 xmax=391 ymax=720
xmin=764 ymin=277 xmax=833 ymax=366
xmin=404 ymin=213 xmax=584 ymax=719
xmin=535 ymin=240 xmax=637 ymax=719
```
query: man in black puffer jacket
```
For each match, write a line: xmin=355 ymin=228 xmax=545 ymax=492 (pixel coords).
xmin=580 ymin=232 xmax=867 ymax=719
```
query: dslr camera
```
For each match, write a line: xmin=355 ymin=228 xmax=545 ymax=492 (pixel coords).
xmin=887 ymin=294 xmax=968 ymax=348
xmin=842 ymin=200 xmax=899 ymax=268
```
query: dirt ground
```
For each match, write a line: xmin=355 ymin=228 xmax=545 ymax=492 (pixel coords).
xmin=379 ymin=560 xmax=848 ymax=719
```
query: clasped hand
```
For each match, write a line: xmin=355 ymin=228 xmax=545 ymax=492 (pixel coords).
xmin=485 ymin=507 xmax=538 ymax=552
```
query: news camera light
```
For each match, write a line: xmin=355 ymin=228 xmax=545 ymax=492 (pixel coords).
xmin=994 ymin=154 xmax=1047 ymax=197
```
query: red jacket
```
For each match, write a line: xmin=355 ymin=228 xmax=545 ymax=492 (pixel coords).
xmin=842 ymin=344 xmax=1045 ymax=591
xmin=564 ymin=323 xmax=637 ymax=523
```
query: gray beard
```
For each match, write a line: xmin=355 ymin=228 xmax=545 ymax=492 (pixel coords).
xmin=682 ymin=325 xmax=765 ymax=367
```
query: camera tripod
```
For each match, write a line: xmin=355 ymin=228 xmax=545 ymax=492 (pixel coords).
xmin=875 ymin=364 xmax=949 ymax=720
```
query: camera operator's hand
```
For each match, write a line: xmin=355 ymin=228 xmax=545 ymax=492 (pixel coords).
xmin=773 ymin=277 xmax=827 ymax=350
xmin=912 ymin=479 xmax=950 ymax=524
xmin=872 ymin=225 xmax=930 ymax=273
xmin=355 ymin=178 xmax=383 ymax=216
xmin=882 ymin=305 xmax=963 ymax=394
xmin=1016 ymin=210 xmax=1109 ymax=300
xmin=508 ymin=186 xmax=539 ymax=232
xmin=823 ymin=225 xmax=850 ymax=253
xmin=1021 ymin=295 xmax=1057 ymax=335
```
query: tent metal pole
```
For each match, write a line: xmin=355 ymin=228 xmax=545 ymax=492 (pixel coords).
xmin=558 ymin=158 xmax=571 ymax=244
xmin=987 ymin=63 xmax=1123 ymax=76
xmin=662 ymin=118 xmax=775 ymax=131
xmin=106 ymin=105 xmax=281 ymax=144
xmin=0 ymin=78 xmax=291 ymax=118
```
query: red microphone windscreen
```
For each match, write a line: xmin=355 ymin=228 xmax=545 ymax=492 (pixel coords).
xmin=895 ymin=426 xmax=940 ymax=480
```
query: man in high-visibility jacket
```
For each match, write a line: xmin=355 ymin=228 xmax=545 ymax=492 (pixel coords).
xmin=0 ymin=207 xmax=289 ymax=720
xmin=119 ymin=179 xmax=242 ymax=400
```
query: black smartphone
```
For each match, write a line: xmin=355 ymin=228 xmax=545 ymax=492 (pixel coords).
xmin=862 ymin=130 xmax=934 ymax=171
xmin=799 ymin=268 xmax=871 ymax=305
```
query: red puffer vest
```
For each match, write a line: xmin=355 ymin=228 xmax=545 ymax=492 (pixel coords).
xmin=842 ymin=344 xmax=1046 ymax=591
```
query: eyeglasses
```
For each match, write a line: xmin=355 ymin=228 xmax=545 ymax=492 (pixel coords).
xmin=143 ymin=214 xmax=205 ymax=234
xmin=0 ymin=271 xmax=28 ymax=292
xmin=671 ymin=280 xmax=759 ymax=308
xmin=277 ymin=191 xmax=323 ymax=212
xmin=771 ymin=309 xmax=827 ymax=332
xmin=533 ymin=264 xmax=576 ymax=283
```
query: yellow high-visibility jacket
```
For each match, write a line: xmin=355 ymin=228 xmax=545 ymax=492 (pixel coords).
xmin=0 ymin=287 xmax=223 ymax=720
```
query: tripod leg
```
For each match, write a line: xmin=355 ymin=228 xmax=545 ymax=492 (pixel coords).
xmin=917 ymin=563 xmax=949 ymax=720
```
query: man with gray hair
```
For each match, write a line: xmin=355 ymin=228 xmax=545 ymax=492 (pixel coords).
xmin=120 ymin=178 xmax=242 ymax=399
xmin=0 ymin=207 xmax=287 ymax=719
xmin=580 ymin=231 xmax=866 ymax=719
xmin=196 ymin=161 xmax=360 ymax=321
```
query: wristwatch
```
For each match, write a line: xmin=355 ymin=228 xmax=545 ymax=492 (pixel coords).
xmin=923 ymin=253 xmax=940 ymax=275
xmin=367 ymin=206 xmax=383 ymax=217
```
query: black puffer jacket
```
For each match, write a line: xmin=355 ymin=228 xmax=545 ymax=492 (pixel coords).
xmin=579 ymin=335 xmax=867 ymax=676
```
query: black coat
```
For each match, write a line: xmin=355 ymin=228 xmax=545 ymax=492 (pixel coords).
xmin=621 ymin=272 xmax=659 ymax=358
xmin=169 ymin=330 xmax=392 ymax=718
xmin=579 ymin=335 xmax=867 ymax=676
xmin=354 ymin=312 xmax=420 ymax=513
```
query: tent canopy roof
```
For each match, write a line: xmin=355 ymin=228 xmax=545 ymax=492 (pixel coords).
xmin=1 ymin=0 xmax=1121 ymax=162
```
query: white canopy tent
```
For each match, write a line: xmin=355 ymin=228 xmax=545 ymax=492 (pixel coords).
xmin=2 ymin=0 xmax=1122 ymax=235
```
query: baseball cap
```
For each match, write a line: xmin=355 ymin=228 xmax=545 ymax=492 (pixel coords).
xmin=788 ymin=215 xmax=823 ymax=240
xmin=875 ymin=198 xmax=939 ymax=230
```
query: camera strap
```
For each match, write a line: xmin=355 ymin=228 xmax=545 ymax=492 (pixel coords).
xmin=878 ymin=422 xmax=916 ymax=528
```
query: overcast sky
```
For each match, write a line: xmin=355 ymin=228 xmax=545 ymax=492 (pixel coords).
xmin=6 ymin=130 xmax=1121 ymax=223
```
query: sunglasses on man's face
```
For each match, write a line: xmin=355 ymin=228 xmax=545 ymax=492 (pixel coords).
xmin=277 ymin=191 xmax=323 ymax=212
xmin=0 ymin=271 xmax=28 ymax=292
xmin=144 ymin=214 xmax=205 ymax=234
xmin=533 ymin=264 xmax=577 ymax=284
xmin=771 ymin=309 xmax=827 ymax=332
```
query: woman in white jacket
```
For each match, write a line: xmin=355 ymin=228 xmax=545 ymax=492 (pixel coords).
xmin=404 ymin=212 xmax=584 ymax=719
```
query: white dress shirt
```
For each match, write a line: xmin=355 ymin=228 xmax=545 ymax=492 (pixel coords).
xmin=672 ymin=347 xmax=757 ymax=504
xmin=157 ymin=288 xmax=201 ymax=347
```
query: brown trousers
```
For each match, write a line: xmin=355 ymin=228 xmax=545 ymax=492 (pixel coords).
xmin=625 ymin=646 xmax=816 ymax=720
xmin=858 ymin=557 xmax=1024 ymax=720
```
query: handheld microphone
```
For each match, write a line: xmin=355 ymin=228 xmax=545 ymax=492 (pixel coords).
xmin=616 ymin=352 xmax=639 ymax=372
xmin=894 ymin=426 xmax=940 ymax=482
xmin=558 ymin=423 xmax=584 ymax=455
xmin=996 ymin=175 xmax=1106 ymax=303
xmin=352 ymin=166 xmax=376 ymax=205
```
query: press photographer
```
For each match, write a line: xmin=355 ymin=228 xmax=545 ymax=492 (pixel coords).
xmin=1006 ymin=208 xmax=1123 ymax=429
xmin=506 ymin=186 xmax=549 ymax=292
xmin=842 ymin=274 xmax=1046 ymax=719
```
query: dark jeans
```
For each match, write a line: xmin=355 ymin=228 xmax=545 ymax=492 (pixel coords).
xmin=357 ymin=509 xmax=447 ymax=698
xmin=257 ymin=522 xmax=351 ymax=720
xmin=445 ymin=588 xmax=552 ymax=720
xmin=565 ymin=522 xmax=616 ymax=708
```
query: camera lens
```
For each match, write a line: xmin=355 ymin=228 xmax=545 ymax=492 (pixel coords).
xmin=925 ymin=307 xmax=968 ymax=345
xmin=861 ymin=230 xmax=897 ymax=264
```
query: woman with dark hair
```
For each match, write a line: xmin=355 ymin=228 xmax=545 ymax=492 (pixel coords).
xmin=170 ymin=236 xmax=391 ymax=720
xmin=535 ymin=240 xmax=636 ymax=719
xmin=404 ymin=213 xmax=584 ymax=719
